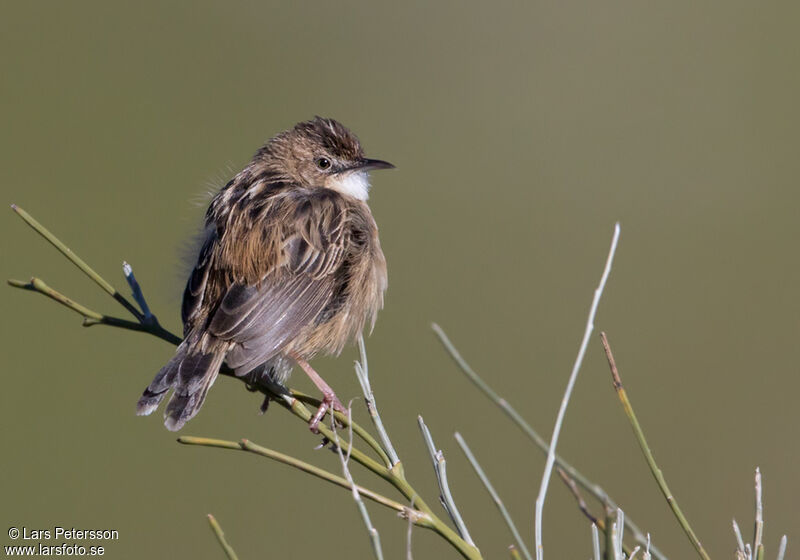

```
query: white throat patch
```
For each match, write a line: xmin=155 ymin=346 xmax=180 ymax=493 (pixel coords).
xmin=330 ymin=171 xmax=371 ymax=201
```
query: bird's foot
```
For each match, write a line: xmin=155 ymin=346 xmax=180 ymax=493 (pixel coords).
xmin=308 ymin=390 xmax=346 ymax=434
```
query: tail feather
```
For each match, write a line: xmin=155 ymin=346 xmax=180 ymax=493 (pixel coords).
xmin=164 ymin=350 xmax=226 ymax=431
xmin=136 ymin=337 xmax=227 ymax=431
xmin=136 ymin=340 xmax=190 ymax=417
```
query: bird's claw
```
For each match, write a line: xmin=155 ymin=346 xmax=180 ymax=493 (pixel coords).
xmin=308 ymin=391 xmax=346 ymax=433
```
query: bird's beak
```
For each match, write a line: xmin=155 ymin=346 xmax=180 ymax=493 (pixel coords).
xmin=357 ymin=158 xmax=395 ymax=171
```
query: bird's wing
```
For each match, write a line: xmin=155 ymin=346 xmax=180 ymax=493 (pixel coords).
xmin=206 ymin=192 xmax=350 ymax=375
xmin=181 ymin=226 xmax=218 ymax=331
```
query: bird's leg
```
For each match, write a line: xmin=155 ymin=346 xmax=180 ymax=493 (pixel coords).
xmin=290 ymin=353 xmax=345 ymax=433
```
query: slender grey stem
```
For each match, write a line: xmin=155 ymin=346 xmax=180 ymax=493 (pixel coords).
xmin=406 ymin=496 xmax=416 ymax=560
xmin=354 ymin=335 xmax=400 ymax=467
xmin=776 ymin=535 xmax=787 ymax=560
xmin=417 ymin=416 xmax=475 ymax=547
xmin=534 ymin=223 xmax=621 ymax=560
xmin=614 ymin=508 xmax=625 ymax=560
xmin=754 ymin=468 xmax=763 ymax=554
xmin=454 ymin=432 xmax=531 ymax=560
xmin=733 ymin=519 xmax=746 ymax=554
xmin=331 ymin=407 xmax=384 ymax=560
xmin=592 ymin=524 xmax=601 ymax=560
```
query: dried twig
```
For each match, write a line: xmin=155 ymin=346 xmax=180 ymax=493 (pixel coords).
xmin=556 ymin=467 xmax=599 ymax=526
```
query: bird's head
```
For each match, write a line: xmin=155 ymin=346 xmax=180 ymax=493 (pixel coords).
xmin=259 ymin=116 xmax=394 ymax=200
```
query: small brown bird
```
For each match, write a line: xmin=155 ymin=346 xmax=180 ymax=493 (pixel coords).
xmin=136 ymin=117 xmax=391 ymax=431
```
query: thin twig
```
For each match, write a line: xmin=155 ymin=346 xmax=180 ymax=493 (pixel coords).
xmin=776 ymin=535 xmax=787 ymax=560
xmin=331 ymin=406 xmax=384 ymax=560
xmin=9 ymin=277 xmax=153 ymax=331
xmin=615 ymin=508 xmax=625 ymax=560
xmin=406 ymin=496 xmax=416 ymax=560
xmin=535 ymin=223 xmax=621 ymax=560
xmin=733 ymin=519 xmax=746 ymax=554
xmin=432 ymin=323 xmax=666 ymax=560
xmin=600 ymin=332 xmax=710 ymax=560
xmin=556 ymin=468 xmax=634 ymax=558
xmin=591 ymin=524 xmax=601 ymax=560
xmin=455 ymin=432 xmax=532 ymax=560
xmin=207 ymin=514 xmax=240 ymax=560
xmin=178 ymin=436 xmax=418 ymax=522
xmin=11 ymin=204 xmax=144 ymax=321
xmin=509 ymin=545 xmax=523 ymax=560
xmin=123 ymin=261 xmax=154 ymax=322
xmin=418 ymin=416 xmax=475 ymax=547
xmin=9 ymin=275 xmax=182 ymax=343
xmin=354 ymin=335 xmax=401 ymax=468
xmin=754 ymin=468 xmax=763 ymax=556
xmin=605 ymin=508 xmax=615 ymax=560
xmin=556 ymin=467 xmax=599 ymax=526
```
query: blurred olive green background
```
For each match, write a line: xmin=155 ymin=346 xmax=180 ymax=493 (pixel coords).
xmin=2 ymin=1 xmax=798 ymax=558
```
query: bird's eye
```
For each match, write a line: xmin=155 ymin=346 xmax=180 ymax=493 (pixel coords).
xmin=315 ymin=157 xmax=331 ymax=170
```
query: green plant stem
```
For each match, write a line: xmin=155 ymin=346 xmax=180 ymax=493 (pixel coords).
xmin=600 ymin=332 xmax=710 ymax=560
xmin=179 ymin=436 xmax=420 ymax=523
xmin=9 ymin=276 xmax=182 ymax=344
xmin=207 ymin=514 xmax=239 ymax=560
xmin=605 ymin=509 xmax=615 ymax=560
xmin=11 ymin=204 xmax=144 ymax=321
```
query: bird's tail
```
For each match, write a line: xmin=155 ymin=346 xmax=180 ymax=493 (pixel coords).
xmin=136 ymin=336 xmax=227 ymax=431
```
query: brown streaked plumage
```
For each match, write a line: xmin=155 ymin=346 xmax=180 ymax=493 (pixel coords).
xmin=136 ymin=117 xmax=391 ymax=431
